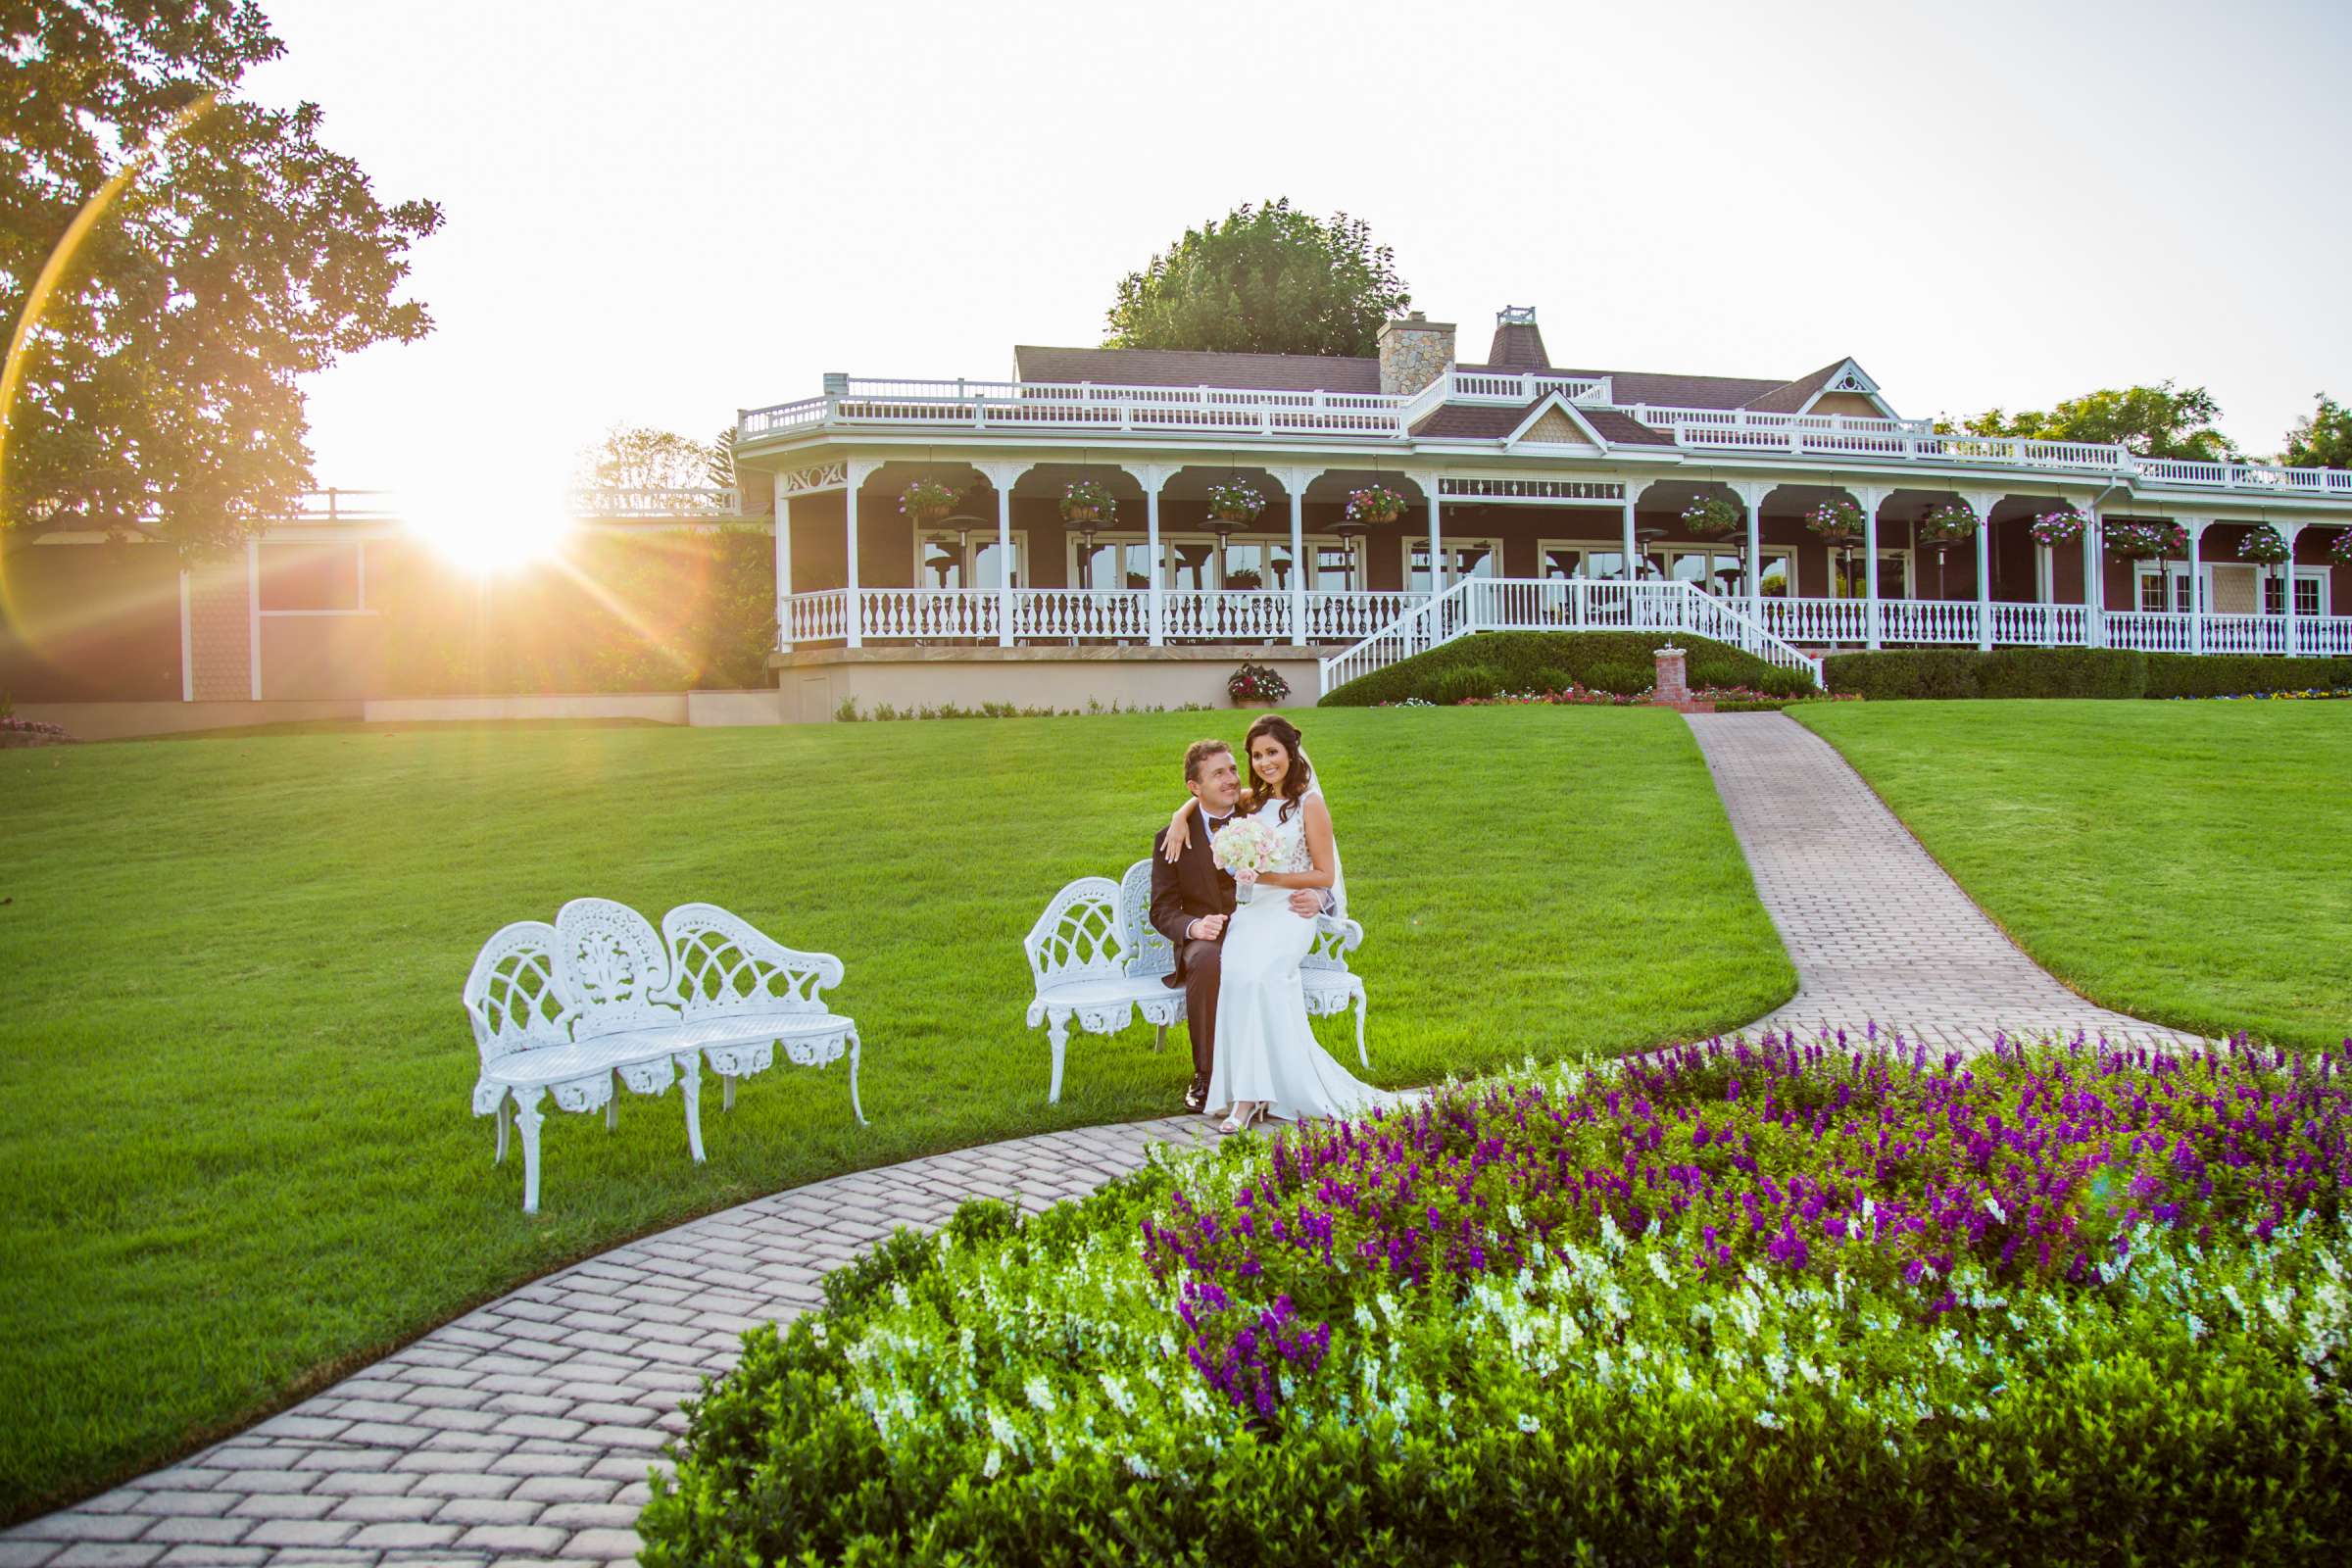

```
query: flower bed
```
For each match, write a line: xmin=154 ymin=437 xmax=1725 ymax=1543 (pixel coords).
xmin=0 ymin=713 xmax=73 ymax=748
xmin=642 ymin=1033 xmax=2352 ymax=1566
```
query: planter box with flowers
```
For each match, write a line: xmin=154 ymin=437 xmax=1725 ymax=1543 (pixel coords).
xmin=1059 ymin=479 xmax=1116 ymax=526
xmin=899 ymin=479 xmax=958 ymax=529
xmin=2236 ymin=524 xmax=2291 ymax=565
xmin=1804 ymin=498 xmax=1865 ymax=546
xmin=1345 ymin=486 xmax=1406 ymax=527
xmin=1204 ymin=481 xmax=1263 ymax=525
xmin=1228 ymin=662 xmax=1289 ymax=709
xmin=2103 ymin=519 xmax=2187 ymax=561
xmin=2029 ymin=508 xmax=2084 ymax=549
xmin=1680 ymin=495 xmax=1740 ymax=539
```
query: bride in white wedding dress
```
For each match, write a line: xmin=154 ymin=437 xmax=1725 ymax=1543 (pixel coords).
xmin=1162 ymin=715 xmax=1395 ymax=1134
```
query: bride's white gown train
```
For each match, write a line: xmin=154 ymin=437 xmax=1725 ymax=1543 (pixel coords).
xmin=1203 ymin=798 xmax=1394 ymax=1124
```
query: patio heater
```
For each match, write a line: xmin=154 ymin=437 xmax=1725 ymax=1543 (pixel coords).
xmin=1333 ymin=518 xmax=1368 ymax=595
xmin=1636 ymin=525 xmax=1666 ymax=581
xmin=1076 ymin=518 xmax=1100 ymax=591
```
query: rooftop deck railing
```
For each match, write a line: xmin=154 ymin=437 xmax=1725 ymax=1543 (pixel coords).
xmin=737 ymin=377 xmax=2352 ymax=501
xmin=279 ymin=487 xmax=747 ymax=521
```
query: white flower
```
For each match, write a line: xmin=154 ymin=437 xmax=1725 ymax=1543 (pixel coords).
xmin=1125 ymin=1452 xmax=1157 ymax=1478
xmin=983 ymin=1446 xmax=1004 ymax=1480
xmin=1754 ymin=1409 xmax=1782 ymax=1430
xmin=1517 ymin=1413 xmax=1543 ymax=1434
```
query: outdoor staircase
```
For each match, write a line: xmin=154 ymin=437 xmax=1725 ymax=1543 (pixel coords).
xmin=1316 ymin=578 xmax=1825 ymax=698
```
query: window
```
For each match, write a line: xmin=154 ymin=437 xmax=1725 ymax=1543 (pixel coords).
xmin=1832 ymin=550 xmax=1909 ymax=600
xmin=1656 ymin=544 xmax=1790 ymax=598
xmin=2136 ymin=566 xmax=2191 ymax=613
xmin=1404 ymin=538 xmax=1501 ymax=593
xmin=1538 ymin=539 xmax=1627 ymax=581
xmin=915 ymin=526 xmax=1026 ymax=590
xmin=1063 ymin=533 xmax=1348 ymax=591
xmin=258 ymin=542 xmax=365 ymax=612
xmin=2265 ymin=570 xmax=2328 ymax=616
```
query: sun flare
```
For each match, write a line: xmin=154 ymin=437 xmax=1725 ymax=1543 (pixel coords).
xmin=403 ymin=481 xmax=574 ymax=573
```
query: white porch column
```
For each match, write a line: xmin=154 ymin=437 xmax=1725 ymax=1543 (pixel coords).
xmin=772 ymin=472 xmax=795 ymax=654
xmin=844 ymin=458 xmax=875 ymax=650
xmin=1428 ymin=485 xmax=1445 ymax=593
xmin=2082 ymin=500 xmax=2103 ymax=648
xmin=1732 ymin=479 xmax=1769 ymax=628
xmin=1276 ymin=466 xmax=1315 ymax=646
xmin=246 ymin=535 xmax=263 ymax=699
xmin=2282 ymin=522 xmax=2304 ymax=657
xmin=1963 ymin=491 xmax=2002 ymax=652
xmin=1620 ymin=492 xmax=1638 ymax=581
xmin=978 ymin=460 xmax=1027 ymax=648
xmin=1857 ymin=486 xmax=1890 ymax=650
xmin=2184 ymin=518 xmax=2206 ymax=655
xmin=1135 ymin=464 xmax=1169 ymax=647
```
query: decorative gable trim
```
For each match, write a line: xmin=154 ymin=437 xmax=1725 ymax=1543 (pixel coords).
xmin=1503 ymin=393 xmax=1607 ymax=451
xmin=1796 ymin=359 xmax=1899 ymax=419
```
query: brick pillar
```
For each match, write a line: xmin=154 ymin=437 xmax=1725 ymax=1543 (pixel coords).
xmin=1653 ymin=644 xmax=1689 ymax=705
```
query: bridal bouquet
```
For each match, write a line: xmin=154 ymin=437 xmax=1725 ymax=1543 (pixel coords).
xmin=1210 ymin=815 xmax=1280 ymax=903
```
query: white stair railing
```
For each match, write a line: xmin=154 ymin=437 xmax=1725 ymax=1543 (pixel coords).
xmin=1317 ymin=579 xmax=1824 ymax=697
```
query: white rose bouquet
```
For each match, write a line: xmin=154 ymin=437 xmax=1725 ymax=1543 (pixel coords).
xmin=1210 ymin=815 xmax=1280 ymax=904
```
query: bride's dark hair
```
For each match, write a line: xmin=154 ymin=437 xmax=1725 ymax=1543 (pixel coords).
xmin=1241 ymin=714 xmax=1312 ymax=824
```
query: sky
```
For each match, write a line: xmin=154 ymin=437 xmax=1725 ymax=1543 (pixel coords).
xmin=246 ymin=0 xmax=2352 ymax=508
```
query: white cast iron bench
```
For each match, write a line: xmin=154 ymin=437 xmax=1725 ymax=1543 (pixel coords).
xmin=464 ymin=898 xmax=864 ymax=1211
xmin=1023 ymin=858 xmax=1367 ymax=1103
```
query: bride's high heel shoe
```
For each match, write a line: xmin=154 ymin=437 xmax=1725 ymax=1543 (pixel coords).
xmin=1216 ymin=1101 xmax=1265 ymax=1136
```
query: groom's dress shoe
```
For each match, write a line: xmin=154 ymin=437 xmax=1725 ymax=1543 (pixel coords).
xmin=1184 ymin=1080 xmax=1207 ymax=1112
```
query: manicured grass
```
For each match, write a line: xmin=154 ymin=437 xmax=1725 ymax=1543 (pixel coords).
xmin=0 ymin=707 xmax=1793 ymax=1518
xmin=1792 ymin=701 xmax=2352 ymax=1050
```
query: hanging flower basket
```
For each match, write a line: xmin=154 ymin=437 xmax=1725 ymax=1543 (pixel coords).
xmin=2104 ymin=519 xmax=2187 ymax=561
xmin=2236 ymin=524 xmax=2291 ymax=565
xmin=1917 ymin=501 xmax=1980 ymax=545
xmin=1060 ymin=479 xmax=1116 ymax=525
xmin=2330 ymin=528 xmax=2352 ymax=566
xmin=899 ymin=479 xmax=957 ymax=528
xmin=1681 ymin=495 xmax=1740 ymax=539
xmin=1228 ymin=662 xmax=1290 ymax=707
xmin=1346 ymin=486 xmax=1406 ymax=525
xmin=2029 ymin=509 xmax=2084 ymax=548
xmin=1805 ymin=499 xmax=1865 ymax=545
xmin=1205 ymin=481 xmax=1264 ymax=524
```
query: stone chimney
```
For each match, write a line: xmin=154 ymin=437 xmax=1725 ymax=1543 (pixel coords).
xmin=1377 ymin=312 xmax=1454 ymax=396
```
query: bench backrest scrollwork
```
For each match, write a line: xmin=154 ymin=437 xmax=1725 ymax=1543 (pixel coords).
xmin=662 ymin=903 xmax=842 ymax=1019
xmin=1118 ymin=858 xmax=1175 ymax=982
xmin=1023 ymin=876 xmax=1128 ymax=992
xmin=555 ymin=897 xmax=681 ymax=1036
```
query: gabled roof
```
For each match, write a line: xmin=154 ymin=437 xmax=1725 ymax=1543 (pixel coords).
xmin=1011 ymin=345 xmax=1379 ymax=393
xmin=1741 ymin=357 xmax=1895 ymax=417
xmin=1457 ymin=364 xmax=1791 ymax=411
xmin=1410 ymin=399 xmax=1676 ymax=447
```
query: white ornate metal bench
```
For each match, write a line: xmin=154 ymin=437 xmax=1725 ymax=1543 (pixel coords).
xmin=1022 ymin=858 xmax=1367 ymax=1103
xmin=463 ymin=898 xmax=863 ymax=1212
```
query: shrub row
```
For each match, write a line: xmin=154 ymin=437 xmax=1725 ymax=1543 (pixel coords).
xmin=641 ymin=1034 xmax=2352 ymax=1567
xmin=1319 ymin=632 xmax=1809 ymax=707
xmin=1824 ymin=646 xmax=2352 ymax=700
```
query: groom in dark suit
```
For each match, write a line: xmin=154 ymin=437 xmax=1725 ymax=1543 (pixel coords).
xmin=1151 ymin=739 xmax=1323 ymax=1113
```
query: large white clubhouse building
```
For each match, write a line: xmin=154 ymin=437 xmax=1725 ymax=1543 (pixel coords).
xmin=733 ymin=306 xmax=2352 ymax=711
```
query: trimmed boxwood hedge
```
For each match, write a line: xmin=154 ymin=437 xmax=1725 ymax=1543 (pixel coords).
xmin=1824 ymin=647 xmax=2352 ymax=701
xmin=1319 ymin=632 xmax=1804 ymax=707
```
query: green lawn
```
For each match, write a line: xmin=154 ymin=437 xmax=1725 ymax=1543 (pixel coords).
xmin=1792 ymin=701 xmax=2352 ymax=1051
xmin=0 ymin=707 xmax=1794 ymax=1518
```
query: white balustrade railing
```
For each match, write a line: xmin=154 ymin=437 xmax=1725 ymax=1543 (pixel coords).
xmin=737 ymin=377 xmax=2352 ymax=501
xmin=1162 ymin=589 xmax=1295 ymax=641
xmin=1304 ymin=590 xmax=1429 ymax=640
xmin=1760 ymin=597 xmax=1868 ymax=645
xmin=782 ymin=589 xmax=851 ymax=645
xmin=1012 ymin=588 xmax=1148 ymax=640
xmin=2198 ymin=614 xmax=2285 ymax=656
xmin=2103 ymin=612 xmax=2196 ymax=654
xmin=1986 ymin=602 xmax=2091 ymax=647
xmin=859 ymin=588 xmax=1000 ymax=641
xmin=1878 ymin=599 xmax=1983 ymax=645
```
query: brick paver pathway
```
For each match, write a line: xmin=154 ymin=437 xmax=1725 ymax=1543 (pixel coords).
xmin=0 ymin=1116 xmax=1220 ymax=1568
xmin=6 ymin=711 xmax=2197 ymax=1567
xmin=1686 ymin=710 xmax=2192 ymax=1054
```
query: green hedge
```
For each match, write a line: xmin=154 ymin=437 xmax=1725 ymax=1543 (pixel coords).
xmin=1319 ymin=632 xmax=1798 ymax=706
xmin=1824 ymin=647 xmax=2352 ymax=700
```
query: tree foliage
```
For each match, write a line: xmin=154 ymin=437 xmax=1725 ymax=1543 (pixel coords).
xmin=1103 ymin=198 xmax=1409 ymax=359
xmin=575 ymin=425 xmax=742 ymax=512
xmin=1959 ymin=382 xmax=2238 ymax=462
xmin=2280 ymin=393 xmax=2352 ymax=470
xmin=3 ymin=1 xmax=442 ymax=553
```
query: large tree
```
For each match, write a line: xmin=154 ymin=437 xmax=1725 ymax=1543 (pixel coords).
xmin=1959 ymin=381 xmax=2237 ymax=462
xmin=3 ymin=1 xmax=442 ymax=554
xmin=575 ymin=424 xmax=736 ymax=512
xmin=2280 ymin=393 xmax=2352 ymax=470
xmin=1103 ymin=198 xmax=1409 ymax=359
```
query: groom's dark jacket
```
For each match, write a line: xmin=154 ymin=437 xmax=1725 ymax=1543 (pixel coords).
xmin=1150 ymin=810 xmax=1238 ymax=983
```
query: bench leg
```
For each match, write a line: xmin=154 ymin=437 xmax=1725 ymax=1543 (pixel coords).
xmin=721 ymin=1073 xmax=736 ymax=1113
xmin=674 ymin=1052 xmax=706 ymax=1163
xmin=512 ymin=1087 xmax=547 ymax=1214
xmin=1153 ymin=1023 xmax=1167 ymax=1054
xmin=495 ymin=1097 xmax=509 ymax=1165
xmin=606 ymin=1080 xmax=618 ymax=1133
xmin=1354 ymin=992 xmax=1369 ymax=1069
xmin=847 ymin=1030 xmax=867 ymax=1126
xmin=1047 ymin=1013 xmax=1069 ymax=1104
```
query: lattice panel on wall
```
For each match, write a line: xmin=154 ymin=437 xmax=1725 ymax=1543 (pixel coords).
xmin=187 ymin=555 xmax=252 ymax=701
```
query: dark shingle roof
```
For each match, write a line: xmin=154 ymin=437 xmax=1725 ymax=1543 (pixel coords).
xmin=1740 ymin=360 xmax=1850 ymax=414
xmin=1409 ymin=400 xmax=1675 ymax=447
xmin=1011 ymin=345 xmax=1379 ymax=393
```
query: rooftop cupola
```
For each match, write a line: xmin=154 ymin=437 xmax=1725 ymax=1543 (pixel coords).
xmin=1486 ymin=304 xmax=1548 ymax=370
